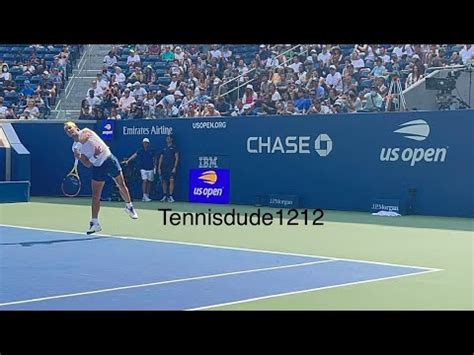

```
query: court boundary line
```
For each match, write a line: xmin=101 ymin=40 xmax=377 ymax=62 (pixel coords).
xmin=0 ymin=260 xmax=334 ymax=307
xmin=188 ymin=268 xmax=442 ymax=310
xmin=0 ymin=224 xmax=443 ymax=272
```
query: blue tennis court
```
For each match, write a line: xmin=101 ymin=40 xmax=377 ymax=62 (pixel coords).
xmin=0 ymin=225 xmax=439 ymax=310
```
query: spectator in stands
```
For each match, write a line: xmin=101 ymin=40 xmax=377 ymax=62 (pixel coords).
xmin=306 ymin=75 xmax=325 ymax=101
xmin=3 ymin=78 xmax=17 ymax=93
xmin=20 ymin=80 xmax=35 ymax=97
xmin=215 ymin=96 xmax=231 ymax=116
xmin=222 ymin=46 xmax=233 ymax=61
xmin=50 ymin=67 xmax=63 ymax=88
xmin=174 ymin=46 xmax=185 ymax=64
xmin=128 ymin=102 xmax=144 ymax=119
xmin=430 ymin=48 xmax=448 ymax=67
xmin=101 ymin=87 xmax=118 ymax=111
xmin=327 ymin=88 xmax=340 ymax=107
xmin=344 ymin=90 xmax=362 ymax=113
xmin=0 ymin=97 xmax=7 ymax=119
xmin=20 ymin=98 xmax=41 ymax=119
xmin=449 ymin=51 xmax=462 ymax=66
xmin=115 ymin=67 xmax=126 ymax=86
xmin=161 ymin=46 xmax=174 ymax=61
xmin=128 ymin=66 xmax=144 ymax=84
xmin=351 ymin=51 xmax=365 ymax=70
xmin=86 ymin=89 xmax=102 ymax=109
xmin=1 ymin=63 xmax=12 ymax=81
xmin=104 ymin=51 xmax=118 ymax=68
xmin=369 ymin=57 xmax=388 ymax=79
xmin=374 ymin=77 xmax=388 ymax=96
xmin=132 ymin=82 xmax=147 ymax=102
xmin=143 ymin=65 xmax=156 ymax=85
xmin=459 ymin=44 xmax=474 ymax=64
xmin=202 ymin=103 xmax=221 ymax=117
xmin=148 ymin=44 xmax=161 ymax=55
xmin=378 ymin=47 xmax=390 ymax=64
xmin=22 ymin=60 xmax=36 ymax=76
xmin=326 ymin=65 xmax=343 ymax=93
xmin=242 ymin=84 xmax=258 ymax=108
xmin=93 ymin=107 xmax=105 ymax=120
xmin=361 ymin=86 xmax=383 ymax=112
xmin=308 ymin=99 xmax=331 ymax=114
xmin=107 ymin=107 xmax=122 ymax=120
xmin=257 ymin=94 xmax=275 ymax=115
xmin=241 ymin=103 xmax=255 ymax=116
xmin=209 ymin=45 xmax=222 ymax=60
xmin=405 ymin=64 xmax=423 ymax=89
xmin=289 ymin=55 xmax=303 ymax=73
xmin=118 ymin=89 xmax=136 ymax=117
xmin=135 ymin=44 xmax=148 ymax=55
xmin=88 ymin=80 xmax=103 ymax=98
xmin=127 ymin=49 xmax=141 ymax=67
xmin=294 ymin=90 xmax=311 ymax=113
xmin=141 ymin=91 xmax=156 ymax=119
xmin=78 ymin=99 xmax=94 ymax=120
xmin=4 ymin=106 xmax=18 ymax=119
xmin=318 ymin=45 xmax=332 ymax=64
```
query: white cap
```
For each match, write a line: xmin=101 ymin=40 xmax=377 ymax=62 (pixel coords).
xmin=246 ymin=84 xmax=253 ymax=90
xmin=143 ymin=138 xmax=150 ymax=143
xmin=174 ymin=90 xmax=183 ymax=97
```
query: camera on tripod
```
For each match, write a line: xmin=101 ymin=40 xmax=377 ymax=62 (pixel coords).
xmin=425 ymin=76 xmax=457 ymax=92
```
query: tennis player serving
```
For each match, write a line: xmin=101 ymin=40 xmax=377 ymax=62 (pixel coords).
xmin=64 ymin=121 xmax=138 ymax=234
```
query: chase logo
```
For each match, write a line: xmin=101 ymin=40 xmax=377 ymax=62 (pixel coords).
xmin=101 ymin=119 xmax=114 ymax=141
xmin=189 ymin=169 xmax=230 ymax=204
xmin=198 ymin=170 xmax=218 ymax=185
xmin=315 ymin=134 xmax=333 ymax=156
xmin=393 ymin=119 xmax=430 ymax=141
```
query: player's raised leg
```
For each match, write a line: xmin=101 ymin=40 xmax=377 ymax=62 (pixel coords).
xmin=114 ymin=173 xmax=138 ymax=219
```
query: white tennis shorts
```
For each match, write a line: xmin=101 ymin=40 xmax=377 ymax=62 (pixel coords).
xmin=140 ymin=169 xmax=155 ymax=181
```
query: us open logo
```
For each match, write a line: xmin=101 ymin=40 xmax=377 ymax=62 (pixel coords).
xmin=189 ymin=169 xmax=230 ymax=204
xmin=101 ymin=120 xmax=114 ymax=141
xmin=380 ymin=119 xmax=447 ymax=166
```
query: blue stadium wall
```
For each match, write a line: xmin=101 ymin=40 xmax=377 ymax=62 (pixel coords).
xmin=11 ymin=110 xmax=474 ymax=217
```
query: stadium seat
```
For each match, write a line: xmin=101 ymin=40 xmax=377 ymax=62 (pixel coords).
xmin=14 ymin=75 xmax=28 ymax=84
xmin=361 ymin=79 xmax=373 ymax=89
xmin=156 ymin=77 xmax=171 ymax=86
xmin=30 ymin=75 xmax=42 ymax=85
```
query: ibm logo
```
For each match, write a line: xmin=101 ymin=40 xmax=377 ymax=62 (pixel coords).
xmin=198 ymin=156 xmax=218 ymax=168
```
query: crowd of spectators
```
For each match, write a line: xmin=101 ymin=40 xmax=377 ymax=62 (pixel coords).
xmin=75 ymin=43 xmax=473 ymax=119
xmin=0 ymin=45 xmax=80 ymax=119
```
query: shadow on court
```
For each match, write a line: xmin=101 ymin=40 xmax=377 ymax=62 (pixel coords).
xmin=0 ymin=236 xmax=106 ymax=247
xmin=31 ymin=197 xmax=473 ymax=232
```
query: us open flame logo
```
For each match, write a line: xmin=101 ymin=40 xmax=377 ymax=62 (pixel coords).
xmin=393 ymin=119 xmax=430 ymax=141
xmin=198 ymin=170 xmax=218 ymax=185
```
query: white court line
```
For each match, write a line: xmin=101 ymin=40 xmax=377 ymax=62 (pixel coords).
xmin=0 ymin=224 xmax=443 ymax=272
xmin=189 ymin=268 xmax=442 ymax=310
xmin=0 ymin=260 xmax=334 ymax=307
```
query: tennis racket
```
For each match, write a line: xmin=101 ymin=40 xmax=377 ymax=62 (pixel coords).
xmin=61 ymin=159 xmax=81 ymax=197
